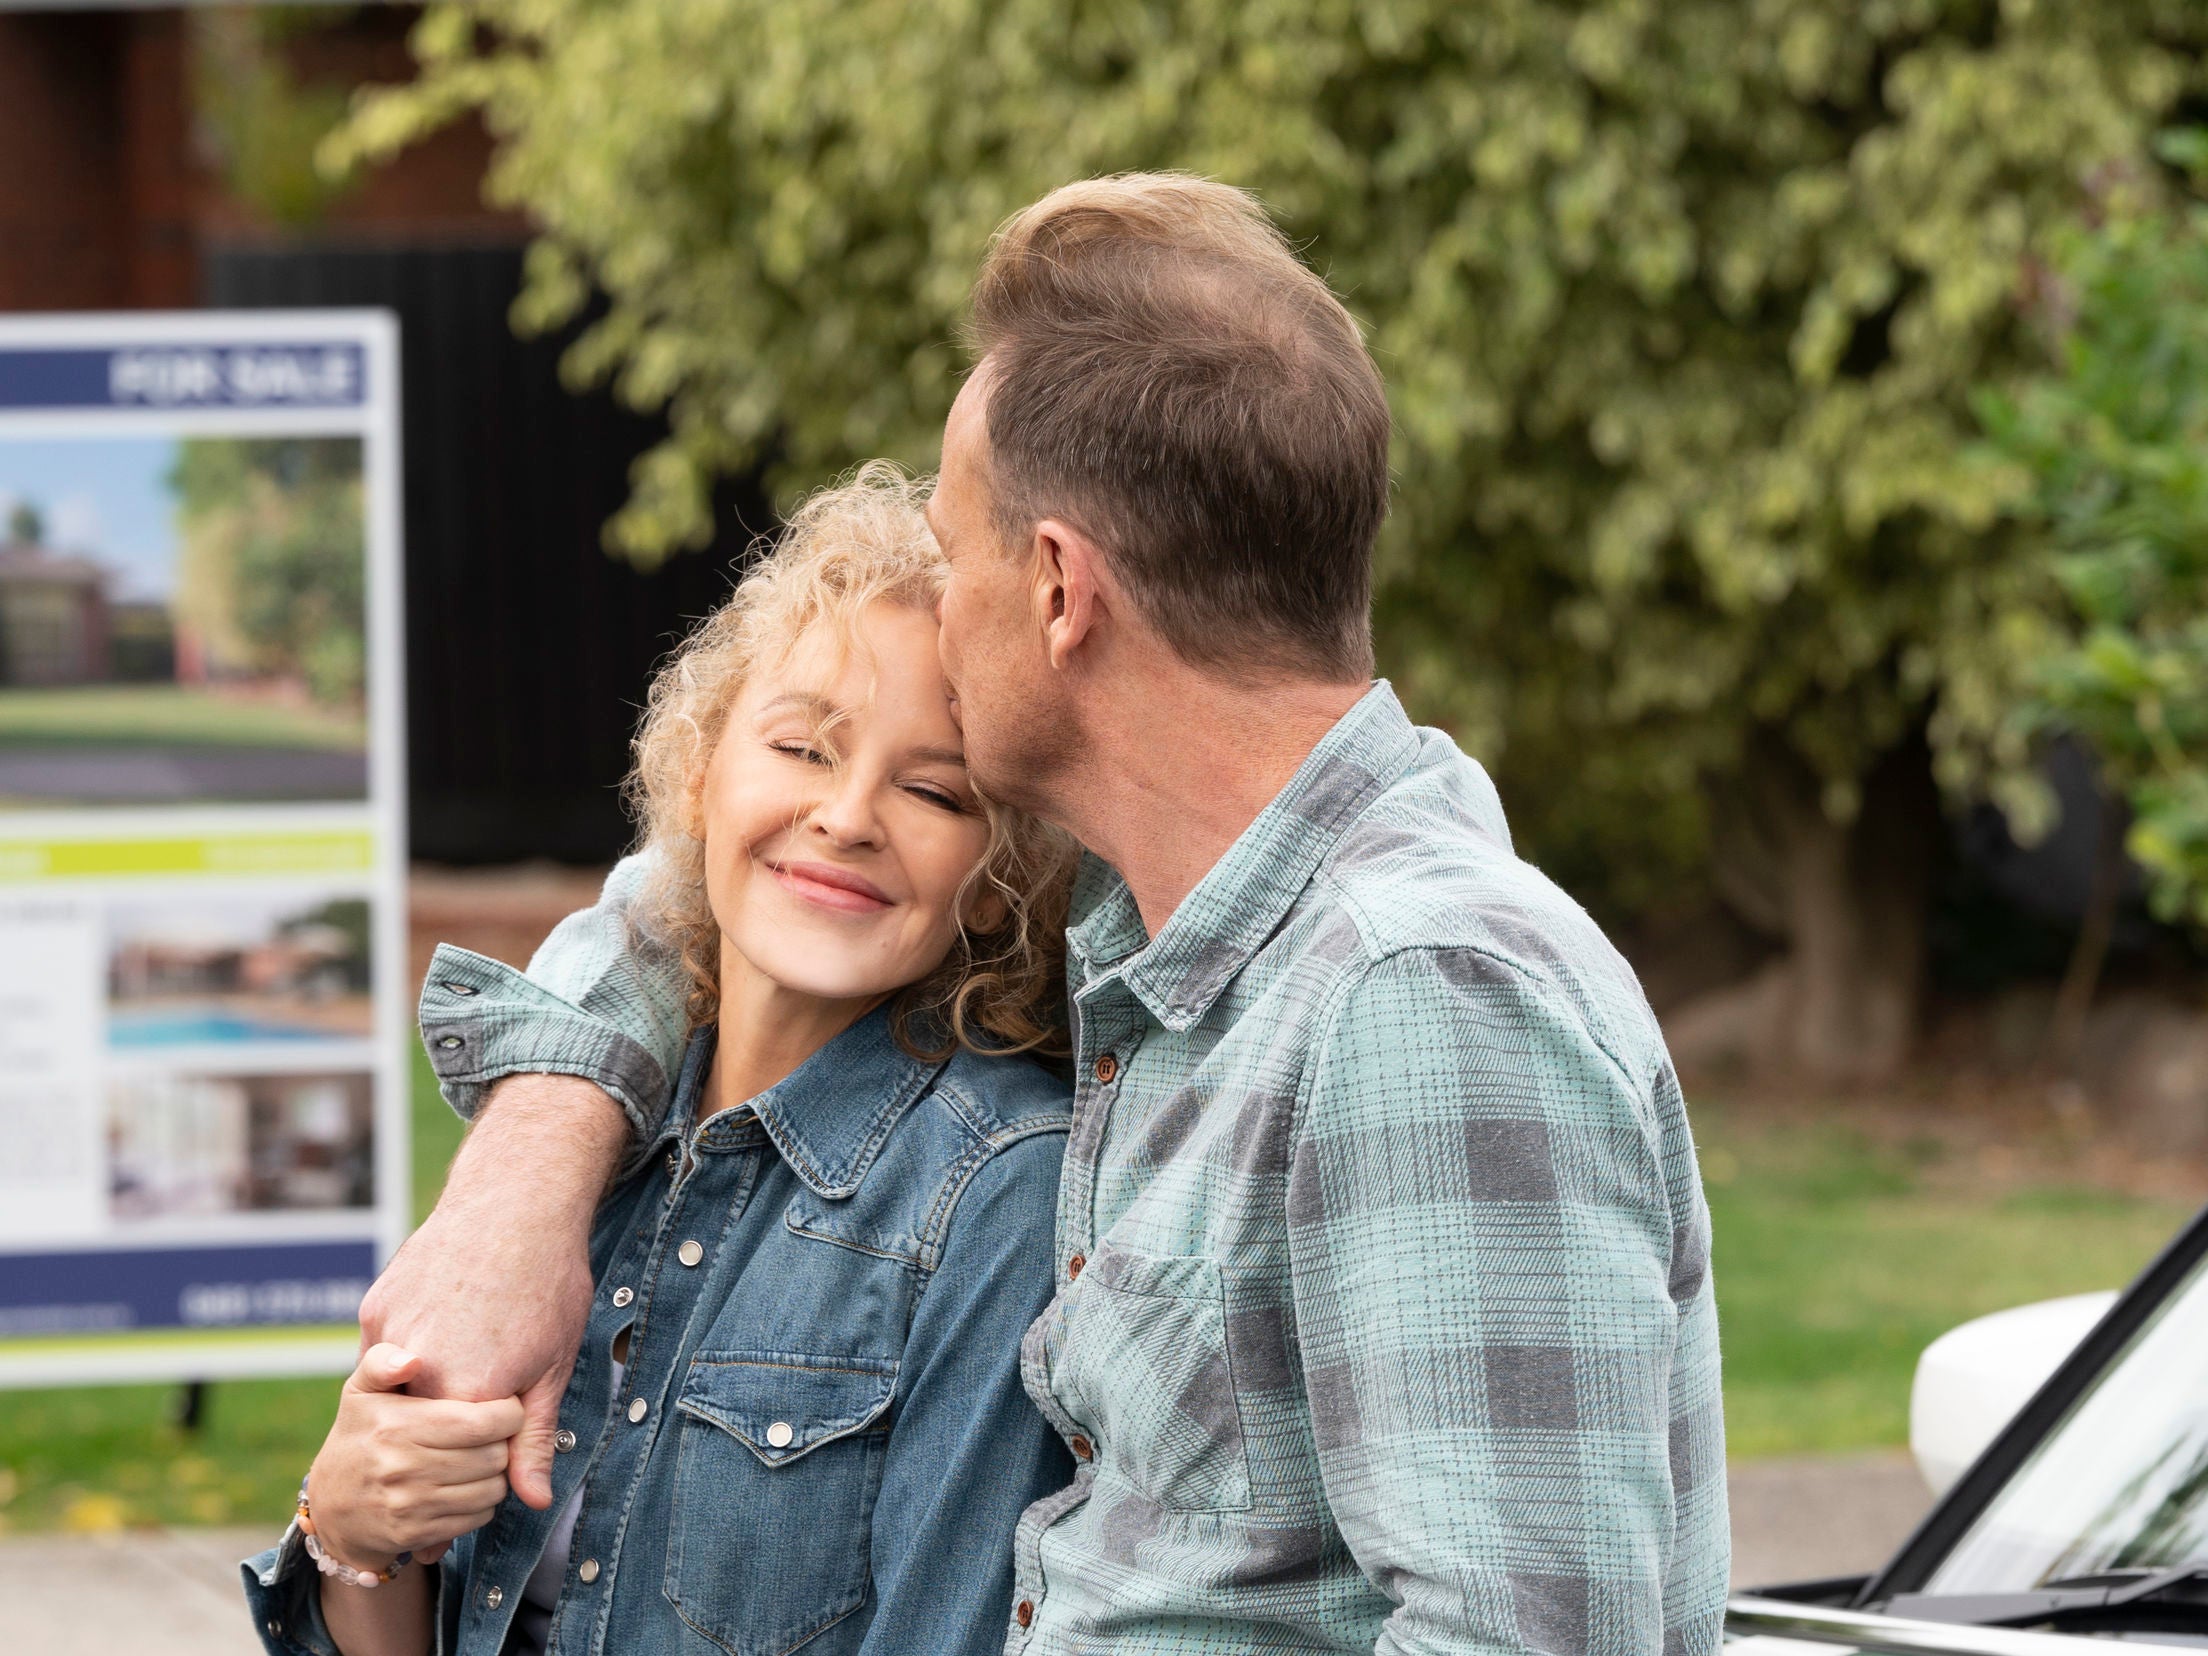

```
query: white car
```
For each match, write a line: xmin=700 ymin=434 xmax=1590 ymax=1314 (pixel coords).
xmin=1729 ymin=1205 xmax=2208 ymax=1653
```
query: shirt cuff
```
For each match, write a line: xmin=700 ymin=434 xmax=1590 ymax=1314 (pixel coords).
xmin=417 ymin=945 xmax=671 ymax=1143
xmin=241 ymin=1519 xmax=339 ymax=1656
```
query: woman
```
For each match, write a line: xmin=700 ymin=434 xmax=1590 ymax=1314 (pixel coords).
xmin=245 ymin=465 xmax=1079 ymax=1656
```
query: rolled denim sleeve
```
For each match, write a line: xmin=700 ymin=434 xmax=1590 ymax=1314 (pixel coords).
xmin=1286 ymin=947 xmax=1700 ymax=1655
xmin=862 ymin=1128 xmax=1076 ymax=1656
xmin=240 ymin=1525 xmax=339 ymax=1656
xmin=418 ymin=853 xmax=693 ymax=1141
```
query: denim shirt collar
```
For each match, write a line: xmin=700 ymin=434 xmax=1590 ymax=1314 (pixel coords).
xmin=663 ymin=1006 xmax=944 ymax=1200
xmin=1067 ymin=680 xmax=1422 ymax=1033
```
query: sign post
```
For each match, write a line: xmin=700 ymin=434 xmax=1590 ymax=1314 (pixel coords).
xmin=0 ymin=311 xmax=405 ymax=1388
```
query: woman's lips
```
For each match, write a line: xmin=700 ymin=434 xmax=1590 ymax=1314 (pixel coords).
xmin=769 ymin=859 xmax=894 ymax=915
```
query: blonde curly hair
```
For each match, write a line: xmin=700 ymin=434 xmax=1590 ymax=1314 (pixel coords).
xmin=625 ymin=462 xmax=1075 ymax=1061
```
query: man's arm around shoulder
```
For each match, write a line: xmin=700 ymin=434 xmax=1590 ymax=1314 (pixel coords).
xmin=363 ymin=853 xmax=692 ymax=1508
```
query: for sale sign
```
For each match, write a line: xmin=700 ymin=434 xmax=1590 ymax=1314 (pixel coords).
xmin=0 ymin=311 xmax=405 ymax=1387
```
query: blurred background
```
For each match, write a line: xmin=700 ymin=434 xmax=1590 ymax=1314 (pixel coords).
xmin=4 ymin=0 xmax=2208 ymax=1645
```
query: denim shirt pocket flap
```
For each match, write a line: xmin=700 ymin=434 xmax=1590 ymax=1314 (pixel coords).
xmin=783 ymin=1193 xmax=923 ymax=1266
xmin=675 ymin=1352 xmax=898 ymax=1467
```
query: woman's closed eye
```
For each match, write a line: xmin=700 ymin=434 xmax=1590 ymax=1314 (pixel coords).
xmin=770 ymin=738 xmax=834 ymax=767
xmin=903 ymin=777 xmax=973 ymax=814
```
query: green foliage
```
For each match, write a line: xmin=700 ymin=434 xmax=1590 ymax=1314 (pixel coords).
xmin=326 ymin=1 xmax=2207 ymax=888
xmin=190 ymin=7 xmax=359 ymax=228
xmin=1980 ymin=155 xmax=2208 ymax=927
xmin=5 ymin=500 xmax=42 ymax=546
xmin=168 ymin=438 xmax=368 ymax=707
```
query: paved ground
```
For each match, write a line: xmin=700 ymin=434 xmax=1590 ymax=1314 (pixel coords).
xmin=1727 ymin=1450 xmax=1931 ymax=1589
xmin=0 ymin=1452 xmax=1930 ymax=1651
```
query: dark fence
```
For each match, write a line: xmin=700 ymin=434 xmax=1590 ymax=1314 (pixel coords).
xmin=204 ymin=242 xmax=767 ymax=864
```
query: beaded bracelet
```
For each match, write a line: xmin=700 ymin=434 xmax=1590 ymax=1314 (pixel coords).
xmin=296 ymin=1477 xmax=413 ymax=1590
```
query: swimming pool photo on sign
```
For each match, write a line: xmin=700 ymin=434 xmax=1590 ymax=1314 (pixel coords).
xmin=106 ymin=891 xmax=373 ymax=1047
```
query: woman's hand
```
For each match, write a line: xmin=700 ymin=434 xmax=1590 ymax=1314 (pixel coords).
xmin=307 ymin=1343 xmax=527 ymax=1572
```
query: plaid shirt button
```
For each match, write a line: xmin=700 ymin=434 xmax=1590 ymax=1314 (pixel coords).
xmin=1091 ymin=1053 xmax=1118 ymax=1084
xmin=1015 ymin=1600 xmax=1034 ymax=1628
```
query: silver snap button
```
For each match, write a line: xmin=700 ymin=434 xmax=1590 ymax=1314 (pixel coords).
xmin=677 ymin=1239 xmax=703 ymax=1267
xmin=485 ymin=1585 xmax=503 ymax=1610
xmin=577 ymin=1558 xmax=600 ymax=1583
xmin=765 ymin=1420 xmax=794 ymax=1449
xmin=628 ymin=1397 xmax=648 ymax=1423
xmin=554 ymin=1428 xmax=577 ymax=1452
xmin=443 ymin=981 xmax=478 ymax=996
xmin=611 ymin=1285 xmax=633 ymax=1308
xmin=437 ymin=1035 xmax=462 ymax=1049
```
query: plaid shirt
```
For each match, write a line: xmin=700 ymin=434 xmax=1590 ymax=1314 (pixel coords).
xmin=419 ymin=683 xmax=1727 ymax=1656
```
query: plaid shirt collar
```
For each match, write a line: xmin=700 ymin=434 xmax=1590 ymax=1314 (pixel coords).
xmin=659 ymin=1009 xmax=942 ymax=1199
xmin=1066 ymin=680 xmax=1422 ymax=1033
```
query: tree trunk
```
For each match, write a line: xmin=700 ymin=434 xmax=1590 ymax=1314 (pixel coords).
xmin=1710 ymin=736 xmax=1941 ymax=1088
xmin=2046 ymin=791 xmax=2130 ymax=1076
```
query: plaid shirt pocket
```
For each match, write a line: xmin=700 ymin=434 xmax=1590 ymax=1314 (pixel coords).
xmin=1052 ymin=1244 xmax=1253 ymax=1513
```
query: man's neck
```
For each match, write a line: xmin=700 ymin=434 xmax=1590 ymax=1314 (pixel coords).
xmin=1063 ymin=671 xmax=1370 ymax=937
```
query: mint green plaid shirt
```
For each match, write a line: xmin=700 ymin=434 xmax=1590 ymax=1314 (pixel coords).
xmin=419 ymin=683 xmax=1726 ymax=1656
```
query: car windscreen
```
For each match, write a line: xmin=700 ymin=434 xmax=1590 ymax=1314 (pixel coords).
xmin=1920 ymin=1246 xmax=2208 ymax=1595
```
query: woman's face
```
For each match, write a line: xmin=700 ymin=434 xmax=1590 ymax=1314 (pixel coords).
xmin=699 ymin=600 xmax=994 ymax=1007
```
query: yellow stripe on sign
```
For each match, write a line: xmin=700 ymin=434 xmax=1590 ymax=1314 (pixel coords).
xmin=0 ymin=1323 xmax=358 ymax=1359
xmin=0 ymin=829 xmax=376 ymax=880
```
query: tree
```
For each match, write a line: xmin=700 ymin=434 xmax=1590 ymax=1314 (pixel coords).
xmin=7 ymin=499 xmax=43 ymax=546
xmin=330 ymin=0 xmax=2208 ymax=1083
xmin=169 ymin=438 xmax=367 ymax=705
xmin=1981 ymin=143 xmax=2208 ymax=947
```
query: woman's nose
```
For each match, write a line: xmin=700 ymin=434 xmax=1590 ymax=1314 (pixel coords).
xmin=810 ymin=770 xmax=885 ymax=847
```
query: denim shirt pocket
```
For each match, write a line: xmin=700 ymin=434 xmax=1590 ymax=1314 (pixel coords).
xmin=1054 ymin=1242 xmax=1254 ymax=1513
xmin=663 ymin=1351 xmax=897 ymax=1656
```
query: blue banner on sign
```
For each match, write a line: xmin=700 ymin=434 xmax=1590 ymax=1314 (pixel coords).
xmin=0 ymin=1241 xmax=376 ymax=1333
xmin=0 ymin=343 xmax=368 ymax=410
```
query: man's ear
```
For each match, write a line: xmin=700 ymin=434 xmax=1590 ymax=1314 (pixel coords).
xmin=1031 ymin=517 xmax=1109 ymax=672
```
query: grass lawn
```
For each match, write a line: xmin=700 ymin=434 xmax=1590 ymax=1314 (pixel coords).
xmin=1702 ymin=1107 xmax=2195 ymax=1456
xmin=0 ymin=1071 xmax=2194 ymax=1533
xmin=0 ymin=684 xmax=366 ymax=751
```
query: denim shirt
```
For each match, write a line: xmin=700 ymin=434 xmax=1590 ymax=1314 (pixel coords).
xmin=244 ymin=999 xmax=1075 ymax=1656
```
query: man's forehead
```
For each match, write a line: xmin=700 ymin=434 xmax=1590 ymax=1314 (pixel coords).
xmin=937 ymin=381 xmax=992 ymax=514
xmin=945 ymin=371 xmax=990 ymax=448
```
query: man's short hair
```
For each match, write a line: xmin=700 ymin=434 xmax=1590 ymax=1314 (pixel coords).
xmin=969 ymin=173 xmax=1389 ymax=683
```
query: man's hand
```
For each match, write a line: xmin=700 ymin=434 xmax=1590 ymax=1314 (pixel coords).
xmin=360 ymin=1073 xmax=629 ymax=1514
xmin=310 ymin=1344 xmax=523 ymax=1565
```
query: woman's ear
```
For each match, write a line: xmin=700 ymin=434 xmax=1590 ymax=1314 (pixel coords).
xmin=962 ymin=880 xmax=1010 ymax=936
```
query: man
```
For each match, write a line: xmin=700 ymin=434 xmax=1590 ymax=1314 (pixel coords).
xmin=374 ymin=173 xmax=1727 ymax=1654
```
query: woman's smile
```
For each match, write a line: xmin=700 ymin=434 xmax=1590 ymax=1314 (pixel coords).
xmin=766 ymin=857 xmax=895 ymax=915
